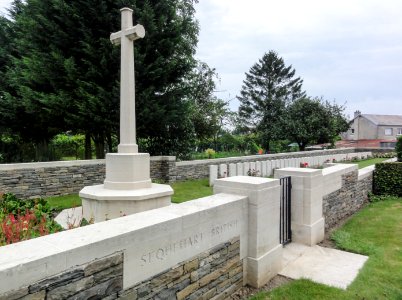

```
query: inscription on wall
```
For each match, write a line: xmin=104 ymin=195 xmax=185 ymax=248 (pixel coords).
xmin=140 ymin=219 xmax=238 ymax=266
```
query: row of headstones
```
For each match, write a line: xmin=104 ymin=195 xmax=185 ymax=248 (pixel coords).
xmin=209 ymin=152 xmax=372 ymax=186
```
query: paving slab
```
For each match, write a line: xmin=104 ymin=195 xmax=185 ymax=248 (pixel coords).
xmin=279 ymin=243 xmax=368 ymax=289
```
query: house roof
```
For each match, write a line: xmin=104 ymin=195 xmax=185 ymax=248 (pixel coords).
xmin=360 ymin=114 xmax=402 ymax=126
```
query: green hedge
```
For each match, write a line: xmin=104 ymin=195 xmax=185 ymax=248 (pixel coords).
xmin=373 ymin=162 xmax=402 ymax=196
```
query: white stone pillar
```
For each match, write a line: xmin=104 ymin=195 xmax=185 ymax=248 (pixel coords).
xmin=214 ymin=176 xmax=282 ymax=288
xmin=275 ymin=168 xmax=325 ymax=246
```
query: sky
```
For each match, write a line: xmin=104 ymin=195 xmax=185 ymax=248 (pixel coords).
xmin=194 ymin=0 xmax=402 ymax=118
xmin=1 ymin=0 xmax=401 ymax=119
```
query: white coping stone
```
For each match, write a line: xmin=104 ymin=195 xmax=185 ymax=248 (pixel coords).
xmin=0 ymin=193 xmax=248 ymax=294
xmin=236 ymin=163 xmax=244 ymax=176
xmin=358 ymin=165 xmax=374 ymax=180
xmin=229 ymin=163 xmax=237 ymax=177
xmin=322 ymin=164 xmax=358 ymax=195
xmin=219 ymin=164 xmax=228 ymax=178
xmin=0 ymin=159 xmax=106 ymax=171
xmin=209 ymin=165 xmax=218 ymax=186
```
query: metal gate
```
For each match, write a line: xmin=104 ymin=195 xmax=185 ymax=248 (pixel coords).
xmin=279 ymin=176 xmax=292 ymax=245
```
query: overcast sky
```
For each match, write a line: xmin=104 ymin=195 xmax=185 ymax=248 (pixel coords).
xmin=194 ymin=0 xmax=402 ymax=118
xmin=1 ymin=0 xmax=401 ymax=119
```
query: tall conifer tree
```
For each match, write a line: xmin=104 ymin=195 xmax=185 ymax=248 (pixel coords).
xmin=238 ymin=51 xmax=305 ymax=151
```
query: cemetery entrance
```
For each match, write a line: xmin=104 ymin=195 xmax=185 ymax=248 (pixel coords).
xmin=279 ymin=176 xmax=292 ymax=245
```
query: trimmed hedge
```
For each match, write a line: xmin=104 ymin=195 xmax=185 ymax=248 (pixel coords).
xmin=373 ymin=162 xmax=402 ymax=196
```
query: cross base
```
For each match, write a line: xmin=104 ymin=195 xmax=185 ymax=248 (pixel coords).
xmin=118 ymin=143 xmax=139 ymax=153
xmin=80 ymin=183 xmax=173 ymax=222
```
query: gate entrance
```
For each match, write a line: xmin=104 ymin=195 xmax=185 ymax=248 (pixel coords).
xmin=279 ymin=176 xmax=292 ymax=245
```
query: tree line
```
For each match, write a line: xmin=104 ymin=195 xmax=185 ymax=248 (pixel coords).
xmin=0 ymin=0 xmax=349 ymax=163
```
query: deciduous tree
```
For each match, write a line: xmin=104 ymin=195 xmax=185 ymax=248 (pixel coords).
xmin=285 ymin=97 xmax=349 ymax=150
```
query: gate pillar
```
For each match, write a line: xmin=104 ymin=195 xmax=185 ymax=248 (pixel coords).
xmin=275 ymin=168 xmax=325 ymax=246
xmin=214 ymin=176 xmax=282 ymax=288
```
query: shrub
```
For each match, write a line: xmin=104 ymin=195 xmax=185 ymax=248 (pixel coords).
xmin=372 ymin=152 xmax=396 ymax=159
xmin=373 ymin=162 xmax=402 ymax=196
xmin=0 ymin=194 xmax=62 ymax=245
xmin=205 ymin=148 xmax=216 ymax=159
xmin=396 ymin=136 xmax=402 ymax=162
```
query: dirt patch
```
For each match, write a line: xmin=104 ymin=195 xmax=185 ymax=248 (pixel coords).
xmin=230 ymin=275 xmax=293 ymax=299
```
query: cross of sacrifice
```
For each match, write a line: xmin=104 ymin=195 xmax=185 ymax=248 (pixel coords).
xmin=110 ymin=8 xmax=145 ymax=154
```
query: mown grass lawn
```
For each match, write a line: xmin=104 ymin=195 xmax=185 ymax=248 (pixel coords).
xmin=170 ymin=178 xmax=212 ymax=203
xmin=346 ymin=157 xmax=388 ymax=169
xmin=250 ymin=196 xmax=402 ymax=300
xmin=46 ymin=194 xmax=82 ymax=211
xmin=46 ymin=178 xmax=213 ymax=209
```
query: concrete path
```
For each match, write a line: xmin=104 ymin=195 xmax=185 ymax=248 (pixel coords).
xmin=279 ymin=243 xmax=368 ymax=289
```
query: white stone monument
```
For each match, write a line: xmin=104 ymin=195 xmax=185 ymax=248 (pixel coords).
xmin=80 ymin=8 xmax=173 ymax=222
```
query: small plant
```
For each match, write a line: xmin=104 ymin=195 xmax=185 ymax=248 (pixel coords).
xmin=247 ymin=169 xmax=260 ymax=177
xmin=300 ymin=162 xmax=309 ymax=168
xmin=205 ymin=148 xmax=216 ymax=159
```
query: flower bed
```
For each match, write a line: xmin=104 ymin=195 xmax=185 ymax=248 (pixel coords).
xmin=0 ymin=193 xmax=62 ymax=246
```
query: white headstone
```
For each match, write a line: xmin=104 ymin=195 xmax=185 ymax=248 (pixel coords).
xmin=229 ymin=163 xmax=237 ymax=177
xmin=236 ymin=163 xmax=244 ymax=176
xmin=209 ymin=165 xmax=218 ymax=186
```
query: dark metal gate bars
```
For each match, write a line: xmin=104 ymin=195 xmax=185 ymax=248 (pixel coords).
xmin=279 ymin=176 xmax=292 ymax=245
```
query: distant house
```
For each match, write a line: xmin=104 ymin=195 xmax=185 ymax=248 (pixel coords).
xmin=341 ymin=111 xmax=402 ymax=148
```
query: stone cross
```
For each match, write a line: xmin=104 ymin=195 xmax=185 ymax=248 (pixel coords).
xmin=110 ymin=8 xmax=145 ymax=153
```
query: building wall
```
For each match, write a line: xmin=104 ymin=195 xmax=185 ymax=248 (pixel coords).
xmin=377 ymin=125 xmax=402 ymax=140
xmin=356 ymin=117 xmax=378 ymax=140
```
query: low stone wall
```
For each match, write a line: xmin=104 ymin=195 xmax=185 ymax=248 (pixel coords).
xmin=120 ymin=237 xmax=242 ymax=300
xmin=0 ymin=160 xmax=106 ymax=199
xmin=0 ymin=193 xmax=251 ymax=298
xmin=174 ymin=148 xmax=358 ymax=182
xmin=323 ymin=168 xmax=372 ymax=230
xmin=0 ymin=252 xmax=124 ymax=300
xmin=0 ymin=157 xmax=174 ymax=199
xmin=0 ymin=149 xmax=358 ymax=199
xmin=1 ymin=239 xmax=242 ymax=300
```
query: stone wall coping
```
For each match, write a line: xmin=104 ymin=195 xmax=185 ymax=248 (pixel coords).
xmin=0 ymin=159 xmax=106 ymax=171
xmin=322 ymin=163 xmax=358 ymax=177
xmin=358 ymin=165 xmax=375 ymax=180
xmin=150 ymin=156 xmax=176 ymax=161
xmin=216 ymin=176 xmax=279 ymax=189
xmin=0 ymin=192 xmax=247 ymax=294
xmin=176 ymin=148 xmax=356 ymax=166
